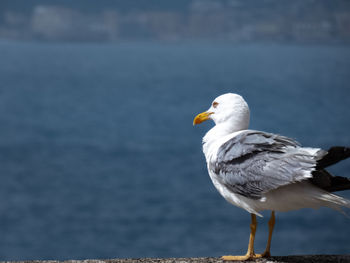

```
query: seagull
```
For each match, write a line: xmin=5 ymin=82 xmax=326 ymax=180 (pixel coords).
xmin=193 ymin=93 xmax=350 ymax=261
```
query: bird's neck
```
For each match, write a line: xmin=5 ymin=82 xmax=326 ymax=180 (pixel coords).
xmin=202 ymin=121 xmax=248 ymax=158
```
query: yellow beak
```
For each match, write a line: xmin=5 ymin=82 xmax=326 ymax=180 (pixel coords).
xmin=193 ymin=111 xmax=213 ymax=125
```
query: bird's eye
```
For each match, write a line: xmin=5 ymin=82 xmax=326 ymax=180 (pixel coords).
xmin=212 ymin=102 xmax=219 ymax=108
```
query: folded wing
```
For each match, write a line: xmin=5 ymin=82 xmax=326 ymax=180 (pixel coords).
xmin=209 ymin=130 xmax=327 ymax=199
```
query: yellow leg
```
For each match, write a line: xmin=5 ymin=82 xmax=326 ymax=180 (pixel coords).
xmin=222 ymin=213 xmax=258 ymax=261
xmin=256 ymin=211 xmax=275 ymax=258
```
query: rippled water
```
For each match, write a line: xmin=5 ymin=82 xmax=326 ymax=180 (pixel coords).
xmin=0 ymin=41 xmax=349 ymax=260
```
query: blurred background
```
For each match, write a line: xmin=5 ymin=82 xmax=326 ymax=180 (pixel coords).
xmin=0 ymin=0 xmax=350 ymax=260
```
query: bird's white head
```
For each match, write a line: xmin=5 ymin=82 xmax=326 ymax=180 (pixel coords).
xmin=193 ymin=93 xmax=250 ymax=132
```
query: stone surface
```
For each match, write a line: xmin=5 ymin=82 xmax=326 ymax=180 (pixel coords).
xmin=2 ymin=255 xmax=350 ymax=263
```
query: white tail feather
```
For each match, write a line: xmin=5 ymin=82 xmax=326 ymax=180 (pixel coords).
xmin=249 ymin=181 xmax=350 ymax=213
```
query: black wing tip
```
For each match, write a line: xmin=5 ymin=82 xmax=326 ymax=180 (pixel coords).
xmin=311 ymin=170 xmax=350 ymax=192
xmin=316 ymin=146 xmax=350 ymax=169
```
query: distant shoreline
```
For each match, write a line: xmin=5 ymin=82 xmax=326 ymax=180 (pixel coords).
xmin=1 ymin=1 xmax=350 ymax=44
xmin=1 ymin=38 xmax=350 ymax=47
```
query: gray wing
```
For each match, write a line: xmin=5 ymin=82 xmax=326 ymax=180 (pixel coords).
xmin=209 ymin=130 xmax=326 ymax=199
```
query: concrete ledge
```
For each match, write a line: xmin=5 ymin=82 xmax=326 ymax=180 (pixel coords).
xmin=2 ymin=255 xmax=350 ymax=263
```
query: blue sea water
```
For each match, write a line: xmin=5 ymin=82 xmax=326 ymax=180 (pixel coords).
xmin=0 ymin=41 xmax=349 ymax=260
